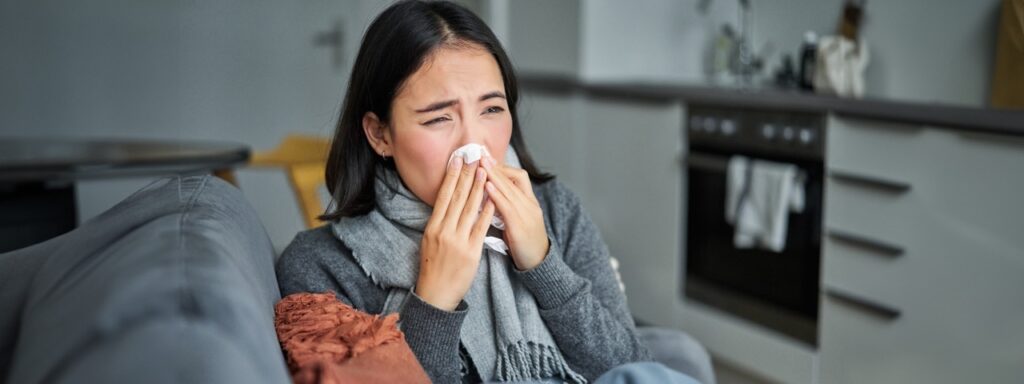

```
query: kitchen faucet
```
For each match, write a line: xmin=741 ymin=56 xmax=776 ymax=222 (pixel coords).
xmin=730 ymin=0 xmax=764 ymax=86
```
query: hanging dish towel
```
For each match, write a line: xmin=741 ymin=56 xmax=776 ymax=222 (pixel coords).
xmin=725 ymin=156 xmax=805 ymax=252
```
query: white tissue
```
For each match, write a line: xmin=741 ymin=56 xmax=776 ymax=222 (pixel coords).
xmin=483 ymin=237 xmax=509 ymax=255
xmin=447 ymin=143 xmax=508 ymax=255
xmin=447 ymin=143 xmax=490 ymax=166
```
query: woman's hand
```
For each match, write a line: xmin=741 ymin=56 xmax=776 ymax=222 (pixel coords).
xmin=416 ymin=157 xmax=496 ymax=311
xmin=481 ymin=155 xmax=550 ymax=271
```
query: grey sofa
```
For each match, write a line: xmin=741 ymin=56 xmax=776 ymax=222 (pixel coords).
xmin=0 ymin=175 xmax=713 ymax=384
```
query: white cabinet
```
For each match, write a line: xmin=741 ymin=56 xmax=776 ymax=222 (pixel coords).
xmin=820 ymin=115 xmax=1024 ymax=383
xmin=518 ymin=90 xmax=688 ymax=322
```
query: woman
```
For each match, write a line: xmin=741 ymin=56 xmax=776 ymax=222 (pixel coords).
xmin=276 ymin=1 xmax=695 ymax=383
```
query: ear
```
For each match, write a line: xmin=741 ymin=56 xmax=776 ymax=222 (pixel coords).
xmin=362 ymin=112 xmax=393 ymax=157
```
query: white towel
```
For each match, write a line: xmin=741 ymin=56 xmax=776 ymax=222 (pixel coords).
xmin=725 ymin=156 xmax=806 ymax=252
xmin=814 ymin=36 xmax=869 ymax=98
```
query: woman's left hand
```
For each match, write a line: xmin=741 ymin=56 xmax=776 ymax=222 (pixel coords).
xmin=481 ymin=155 xmax=549 ymax=271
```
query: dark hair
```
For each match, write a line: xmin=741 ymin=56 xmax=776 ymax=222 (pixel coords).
xmin=320 ymin=0 xmax=553 ymax=221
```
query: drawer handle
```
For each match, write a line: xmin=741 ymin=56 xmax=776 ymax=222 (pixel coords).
xmin=825 ymin=288 xmax=901 ymax=321
xmin=827 ymin=228 xmax=905 ymax=257
xmin=829 ymin=169 xmax=911 ymax=194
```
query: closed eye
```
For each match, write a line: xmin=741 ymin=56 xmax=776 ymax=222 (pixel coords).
xmin=424 ymin=116 xmax=451 ymax=126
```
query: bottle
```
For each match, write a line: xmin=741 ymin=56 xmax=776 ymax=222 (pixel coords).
xmin=798 ymin=31 xmax=818 ymax=91
xmin=839 ymin=0 xmax=865 ymax=41
xmin=774 ymin=54 xmax=799 ymax=89
xmin=709 ymin=24 xmax=736 ymax=84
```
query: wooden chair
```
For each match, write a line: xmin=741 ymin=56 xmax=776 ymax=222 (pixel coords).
xmin=218 ymin=135 xmax=331 ymax=229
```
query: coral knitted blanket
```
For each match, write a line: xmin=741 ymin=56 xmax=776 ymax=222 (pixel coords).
xmin=274 ymin=292 xmax=430 ymax=384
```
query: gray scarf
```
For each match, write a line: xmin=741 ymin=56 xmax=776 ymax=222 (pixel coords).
xmin=331 ymin=166 xmax=586 ymax=383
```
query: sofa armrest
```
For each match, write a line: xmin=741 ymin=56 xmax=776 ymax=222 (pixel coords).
xmin=3 ymin=175 xmax=289 ymax=384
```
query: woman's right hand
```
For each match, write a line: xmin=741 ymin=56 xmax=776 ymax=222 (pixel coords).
xmin=415 ymin=157 xmax=495 ymax=311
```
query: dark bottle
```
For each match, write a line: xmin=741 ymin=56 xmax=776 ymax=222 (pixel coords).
xmin=798 ymin=31 xmax=817 ymax=91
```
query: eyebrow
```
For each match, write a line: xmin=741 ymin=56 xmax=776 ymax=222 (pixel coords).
xmin=414 ymin=91 xmax=506 ymax=113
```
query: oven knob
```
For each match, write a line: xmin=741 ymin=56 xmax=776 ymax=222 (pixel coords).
xmin=761 ymin=124 xmax=776 ymax=139
xmin=799 ymin=128 xmax=814 ymax=144
xmin=703 ymin=117 xmax=717 ymax=133
xmin=720 ymin=119 xmax=737 ymax=136
xmin=782 ymin=126 xmax=795 ymax=141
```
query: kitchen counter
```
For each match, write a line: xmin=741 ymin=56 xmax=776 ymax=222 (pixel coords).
xmin=519 ymin=74 xmax=1024 ymax=137
xmin=517 ymin=72 xmax=1024 ymax=384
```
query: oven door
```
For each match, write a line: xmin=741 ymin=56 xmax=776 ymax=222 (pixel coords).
xmin=683 ymin=148 xmax=823 ymax=346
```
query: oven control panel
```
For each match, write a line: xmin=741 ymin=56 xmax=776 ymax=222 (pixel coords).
xmin=687 ymin=105 xmax=825 ymax=159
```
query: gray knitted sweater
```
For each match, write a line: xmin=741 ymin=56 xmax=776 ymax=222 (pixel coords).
xmin=275 ymin=179 xmax=650 ymax=383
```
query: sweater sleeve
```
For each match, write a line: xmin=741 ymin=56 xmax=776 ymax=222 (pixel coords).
xmin=397 ymin=292 xmax=470 ymax=383
xmin=275 ymin=229 xmax=360 ymax=305
xmin=275 ymin=227 xmax=471 ymax=383
xmin=514 ymin=181 xmax=652 ymax=380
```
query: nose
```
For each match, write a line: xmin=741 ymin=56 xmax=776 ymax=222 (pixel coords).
xmin=456 ymin=118 xmax=487 ymax=150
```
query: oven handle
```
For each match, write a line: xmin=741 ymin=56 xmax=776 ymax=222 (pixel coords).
xmin=686 ymin=152 xmax=730 ymax=172
xmin=825 ymin=287 xmax=902 ymax=321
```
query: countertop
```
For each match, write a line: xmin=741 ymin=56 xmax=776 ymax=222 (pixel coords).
xmin=0 ymin=138 xmax=250 ymax=182
xmin=519 ymin=74 xmax=1024 ymax=137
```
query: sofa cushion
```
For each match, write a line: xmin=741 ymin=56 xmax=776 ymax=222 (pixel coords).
xmin=0 ymin=232 xmax=60 ymax=378
xmin=2 ymin=175 xmax=289 ymax=383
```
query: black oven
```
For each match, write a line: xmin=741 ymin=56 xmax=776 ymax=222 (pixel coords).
xmin=683 ymin=105 xmax=824 ymax=347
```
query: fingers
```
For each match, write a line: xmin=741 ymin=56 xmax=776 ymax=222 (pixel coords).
xmin=443 ymin=159 xmax=480 ymax=230
xmin=427 ymin=157 xmax=463 ymax=229
xmin=497 ymin=165 xmax=536 ymax=200
xmin=457 ymin=167 xmax=487 ymax=231
xmin=484 ymin=179 xmax=515 ymax=223
xmin=482 ymin=157 xmax=528 ymax=206
xmin=469 ymin=200 xmax=496 ymax=242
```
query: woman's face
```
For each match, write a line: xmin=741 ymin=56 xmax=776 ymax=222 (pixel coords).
xmin=365 ymin=44 xmax=512 ymax=206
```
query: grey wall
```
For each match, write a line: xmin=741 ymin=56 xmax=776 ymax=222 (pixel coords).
xmin=509 ymin=0 xmax=1002 ymax=107
xmin=579 ymin=0 xmax=738 ymax=84
xmin=504 ymin=0 xmax=581 ymax=76
xmin=0 ymin=0 xmax=393 ymax=252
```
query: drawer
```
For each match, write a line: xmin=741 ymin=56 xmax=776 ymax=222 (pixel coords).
xmin=823 ymin=157 xmax=1024 ymax=335
xmin=828 ymin=116 xmax=1024 ymax=233
xmin=821 ymin=216 xmax=1024 ymax=383
xmin=824 ymin=122 xmax=1024 ymax=291
xmin=819 ymin=236 xmax=1024 ymax=383
xmin=826 ymin=115 xmax=926 ymax=184
xmin=821 ymin=183 xmax=1024 ymax=382
xmin=822 ymin=197 xmax=1024 ymax=311
xmin=821 ymin=121 xmax=1024 ymax=382
xmin=819 ymin=292 xmax=1024 ymax=383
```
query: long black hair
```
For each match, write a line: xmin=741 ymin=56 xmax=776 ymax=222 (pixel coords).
xmin=320 ymin=0 xmax=553 ymax=221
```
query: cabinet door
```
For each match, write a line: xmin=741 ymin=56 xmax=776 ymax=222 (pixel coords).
xmin=821 ymin=116 xmax=1024 ymax=384
xmin=577 ymin=97 xmax=685 ymax=320
xmin=520 ymin=88 xmax=686 ymax=320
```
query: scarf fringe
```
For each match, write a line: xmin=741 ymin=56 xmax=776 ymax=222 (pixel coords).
xmin=494 ymin=340 xmax=587 ymax=384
